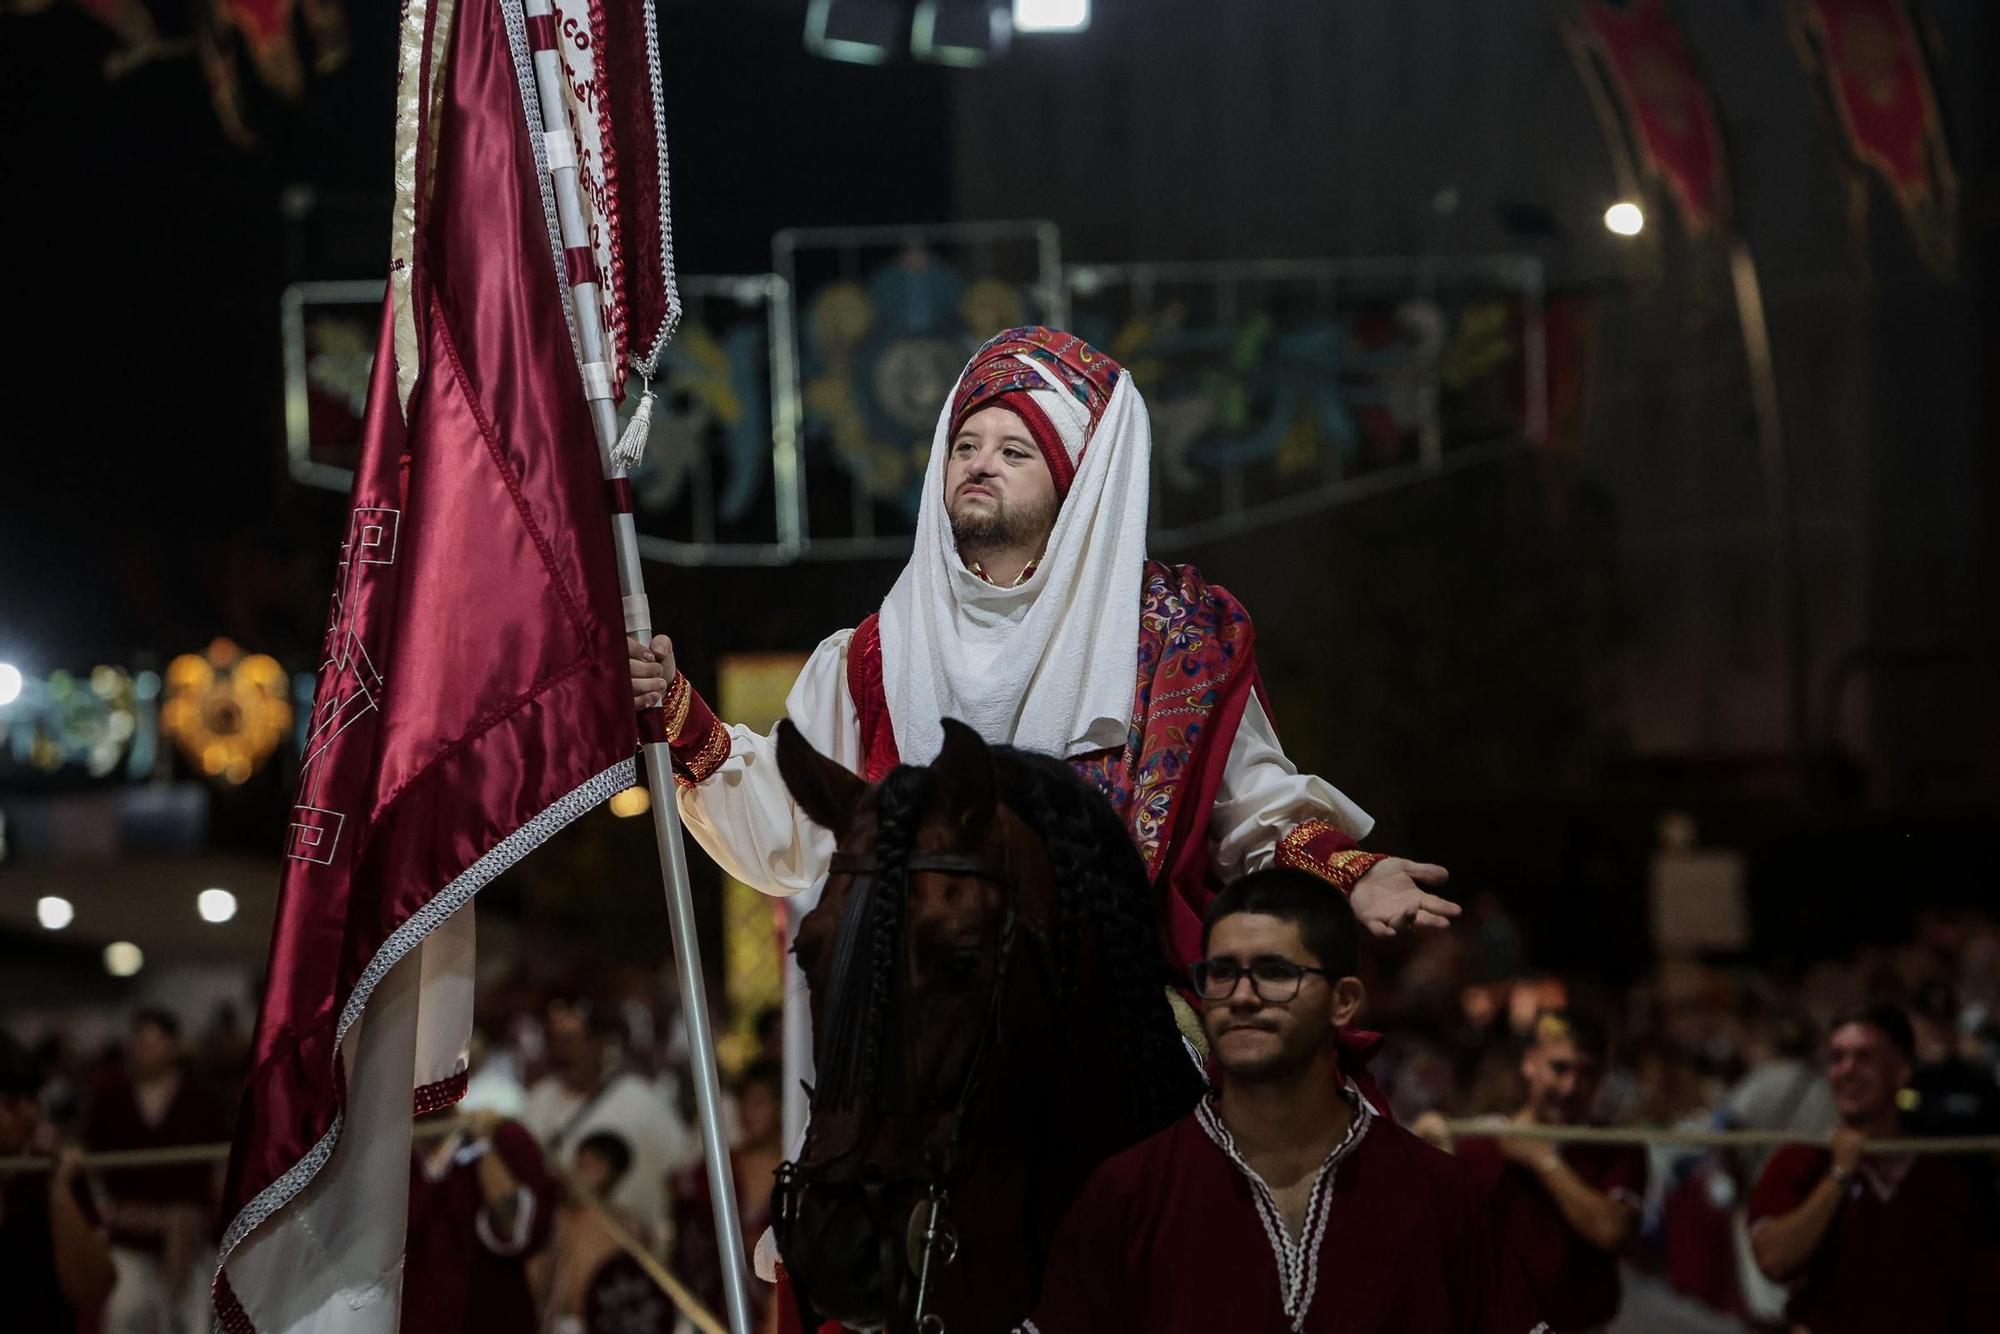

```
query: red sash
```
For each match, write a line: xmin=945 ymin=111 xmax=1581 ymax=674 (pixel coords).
xmin=847 ymin=560 xmax=1261 ymax=975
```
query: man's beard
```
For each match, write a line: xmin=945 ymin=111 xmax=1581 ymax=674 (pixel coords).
xmin=949 ymin=490 xmax=1057 ymax=551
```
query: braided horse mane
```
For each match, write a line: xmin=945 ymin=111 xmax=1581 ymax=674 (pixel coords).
xmin=809 ymin=730 xmax=1204 ymax=1146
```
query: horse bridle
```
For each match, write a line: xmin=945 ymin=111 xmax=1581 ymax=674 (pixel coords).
xmin=773 ymin=848 xmax=1034 ymax=1334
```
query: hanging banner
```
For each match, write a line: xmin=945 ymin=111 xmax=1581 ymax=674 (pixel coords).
xmin=1789 ymin=0 xmax=1958 ymax=275
xmin=1562 ymin=0 xmax=1732 ymax=235
xmin=530 ymin=0 xmax=683 ymax=393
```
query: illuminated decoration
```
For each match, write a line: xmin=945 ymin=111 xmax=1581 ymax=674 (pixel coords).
xmin=608 ymin=786 xmax=652 ymax=818
xmin=198 ymin=888 xmax=240 ymax=924
xmin=104 ymin=941 xmax=146 ymax=978
xmin=0 ymin=662 xmax=21 ymax=707
xmin=1013 ymin=0 xmax=1090 ymax=33
xmin=37 ymin=896 xmax=75 ymax=931
xmin=712 ymin=652 xmax=812 ymax=1074
xmin=626 ymin=318 xmax=769 ymax=526
xmin=286 ymin=275 xmax=799 ymax=566
xmin=1604 ymin=201 xmax=1646 ymax=235
xmin=0 ymin=664 xmax=143 ymax=778
xmin=1068 ymin=258 xmax=1546 ymax=543
xmin=161 ymin=638 xmax=294 ymax=785
xmin=801 ymin=251 xmax=1031 ymax=515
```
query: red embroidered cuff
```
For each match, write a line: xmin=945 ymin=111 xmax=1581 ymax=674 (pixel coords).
xmin=667 ymin=677 xmax=731 ymax=787
xmin=1275 ymin=820 xmax=1384 ymax=896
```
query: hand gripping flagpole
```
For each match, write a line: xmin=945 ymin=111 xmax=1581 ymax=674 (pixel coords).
xmin=520 ymin=5 xmax=756 ymax=1331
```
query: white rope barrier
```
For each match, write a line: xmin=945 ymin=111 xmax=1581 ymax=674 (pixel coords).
xmin=0 ymin=1118 xmax=730 ymax=1334
xmin=1437 ymin=1120 xmax=2000 ymax=1155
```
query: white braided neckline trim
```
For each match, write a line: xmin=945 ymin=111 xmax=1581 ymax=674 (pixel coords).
xmin=216 ymin=756 xmax=637 ymax=1263
xmin=1194 ymin=1084 xmax=1371 ymax=1332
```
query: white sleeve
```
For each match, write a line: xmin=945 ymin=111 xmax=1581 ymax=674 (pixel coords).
xmin=674 ymin=629 xmax=863 ymax=898
xmin=1208 ymin=694 xmax=1374 ymax=881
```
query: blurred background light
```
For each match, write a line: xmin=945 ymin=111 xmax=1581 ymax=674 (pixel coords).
xmin=609 ymin=786 xmax=652 ymax=818
xmin=1604 ymin=200 xmax=1645 ymax=236
xmin=1013 ymin=0 xmax=1089 ymax=33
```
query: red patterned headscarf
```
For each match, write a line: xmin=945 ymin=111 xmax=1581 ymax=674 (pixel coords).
xmin=949 ymin=326 xmax=1124 ymax=500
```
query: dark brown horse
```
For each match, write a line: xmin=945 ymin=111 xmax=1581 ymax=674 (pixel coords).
xmin=771 ymin=717 xmax=1205 ymax=1333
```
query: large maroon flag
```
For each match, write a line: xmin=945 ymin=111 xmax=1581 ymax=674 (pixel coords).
xmin=214 ymin=0 xmax=637 ymax=1326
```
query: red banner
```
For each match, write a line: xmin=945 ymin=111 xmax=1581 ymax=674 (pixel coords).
xmin=1566 ymin=0 xmax=1731 ymax=235
xmin=1791 ymin=0 xmax=1958 ymax=273
xmin=214 ymin=0 xmax=636 ymax=1326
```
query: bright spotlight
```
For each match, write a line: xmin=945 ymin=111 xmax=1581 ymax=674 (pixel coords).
xmin=608 ymin=786 xmax=651 ymax=819
xmin=0 ymin=663 xmax=22 ymax=707
xmin=104 ymin=941 xmax=146 ymax=977
xmin=1013 ymin=0 xmax=1089 ymax=33
xmin=197 ymin=888 xmax=239 ymax=924
xmin=1604 ymin=201 xmax=1645 ymax=237
xmin=37 ymin=896 xmax=75 ymax=931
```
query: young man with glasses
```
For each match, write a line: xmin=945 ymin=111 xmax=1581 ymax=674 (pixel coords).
xmin=1019 ymin=868 xmax=1545 ymax=1333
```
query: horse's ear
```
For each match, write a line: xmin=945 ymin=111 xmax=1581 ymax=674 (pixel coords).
xmin=933 ymin=717 xmax=996 ymax=842
xmin=777 ymin=719 xmax=866 ymax=833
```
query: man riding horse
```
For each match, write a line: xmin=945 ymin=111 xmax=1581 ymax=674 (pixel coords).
xmin=629 ymin=325 xmax=1457 ymax=964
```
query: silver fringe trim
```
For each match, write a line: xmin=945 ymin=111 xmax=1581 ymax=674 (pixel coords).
xmin=216 ymin=756 xmax=637 ymax=1265
xmin=633 ymin=0 xmax=682 ymax=376
xmin=501 ymin=0 xmax=581 ymax=363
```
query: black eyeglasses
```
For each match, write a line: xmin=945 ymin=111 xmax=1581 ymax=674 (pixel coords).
xmin=1191 ymin=957 xmax=1334 ymax=1003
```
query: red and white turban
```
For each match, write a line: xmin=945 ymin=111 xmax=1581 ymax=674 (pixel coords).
xmin=947 ymin=327 xmax=1125 ymax=500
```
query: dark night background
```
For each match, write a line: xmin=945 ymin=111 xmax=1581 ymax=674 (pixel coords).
xmin=2 ymin=0 xmax=1996 ymax=982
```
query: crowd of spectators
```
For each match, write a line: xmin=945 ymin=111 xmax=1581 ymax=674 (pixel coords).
xmin=2 ymin=905 xmax=1994 ymax=1331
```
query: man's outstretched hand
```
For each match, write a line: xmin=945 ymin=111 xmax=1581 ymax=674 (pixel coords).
xmin=1349 ymin=858 xmax=1458 ymax=939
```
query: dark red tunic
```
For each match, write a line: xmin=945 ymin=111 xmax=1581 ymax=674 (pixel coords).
xmin=81 ymin=1072 xmax=227 ymax=1254
xmin=1455 ymin=1135 xmax=1647 ymax=1331
xmin=401 ymin=1122 xmax=558 ymax=1334
xmin=1026 ymin=1099 xmax=1545 ymax=1333
xmin=1748 ymin=1144 xmax=1995 ymax=1334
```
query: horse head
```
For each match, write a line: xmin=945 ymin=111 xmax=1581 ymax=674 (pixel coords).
xmin=771 ymin=717 xmax=1201 ymax=1332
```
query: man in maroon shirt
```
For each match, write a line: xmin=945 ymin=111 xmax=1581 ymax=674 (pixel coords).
xmin=1749 ymin=1003 xmax=1997 ymax=1333
xmin=83 ymin=1006 xmax=226 ymax=1334
xmin=1 ymin=1030 xmax=116 ymax=1329
xmin=1448 ymin=1010 xmax=1646 ymax=1332
xmin=1023 ymin=868 xmax=1545 ymax=1333
xmin=402 ymin=1107 xmax=559 ymax=1334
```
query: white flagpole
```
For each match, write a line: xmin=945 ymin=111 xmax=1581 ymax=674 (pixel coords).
xmin=519 ymin=5 xmax=756 ymax=1331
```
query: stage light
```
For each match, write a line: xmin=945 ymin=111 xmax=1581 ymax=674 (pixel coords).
xmin=1013 ymin=0 xmax=1089 ymax=32
xmin=0 ymin=662 xmax=22 ymax=707
xmin=914 ymin=0 xmax=1010 ymax=66
xmin=1604 ymin=201 xmax=1645 ymax=236
xmin=609 ymin=786 xmax=651 ymax=818
xmin=104 ymin=941 xmax=145 ymax=977
xmin=805 ymin=0 xmax=897 ymax=64
xmin=198 ymin=888 xmax=239 ymax=924
xmin=37 ymin=896 xmax=74 ymax=931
